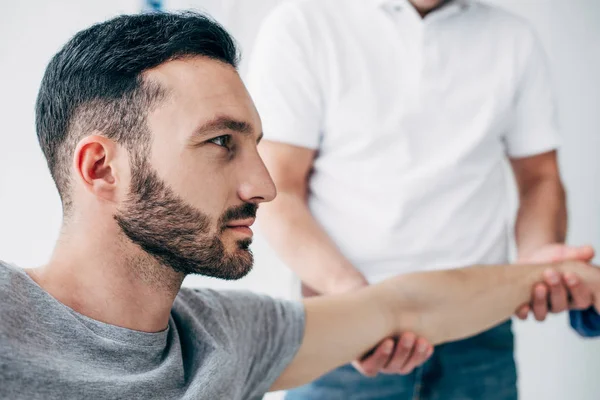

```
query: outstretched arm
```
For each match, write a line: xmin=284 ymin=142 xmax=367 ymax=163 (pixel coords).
xmin=271 ymin=261 xmax=600 ymax=391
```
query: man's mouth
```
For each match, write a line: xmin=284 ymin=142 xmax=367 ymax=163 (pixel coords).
xmin=225 ymin=218 xmax=255 ymax=236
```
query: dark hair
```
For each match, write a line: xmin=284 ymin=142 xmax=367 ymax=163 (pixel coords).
xmin=35 ymin=12 xmax=239 ymax=210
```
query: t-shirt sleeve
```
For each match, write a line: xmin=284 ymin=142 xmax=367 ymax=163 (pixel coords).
xmin=245 ymin=3 xmax=323 ymax=150
xmin=217 ymin=290 xmax=306 ymax=399
xmin=503 ymin=28 xmax=560 ymax=158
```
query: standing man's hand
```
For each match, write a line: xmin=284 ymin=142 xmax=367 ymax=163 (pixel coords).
xmin=328 ymin=279 xmax=434 ymax=377
xmin=352 ymin=333 xmax=434 ymax=377
xmin=515 ymin=244 xmax=595 ymax=321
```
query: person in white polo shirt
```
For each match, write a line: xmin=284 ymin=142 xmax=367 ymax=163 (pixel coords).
xmin=247 ymin=0 xmax=596 ymax=398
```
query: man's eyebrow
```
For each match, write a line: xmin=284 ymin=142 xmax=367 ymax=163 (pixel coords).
xmin=193 ymin=116 xmax=254 ymax=137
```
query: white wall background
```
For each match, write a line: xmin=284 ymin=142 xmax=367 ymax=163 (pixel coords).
xmin=1 ymin=1 xmax=599 ymax=399
xmin=483 ymin=2 xmax=600 ymax=399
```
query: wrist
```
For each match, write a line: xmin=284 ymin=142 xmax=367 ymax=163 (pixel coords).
xmin=377 ymin=274 xmax=424 ymax=338
xmin=384 ymin=266 xmax=545 ymax=341
xmin=516 ymin=241 xmax=565 ymax=263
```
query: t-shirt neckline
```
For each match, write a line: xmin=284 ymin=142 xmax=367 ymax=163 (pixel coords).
xmin=2 ymin=261 xmax=170 ymax=348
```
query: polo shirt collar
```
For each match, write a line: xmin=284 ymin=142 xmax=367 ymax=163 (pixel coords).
xmin=372 ymin=0 xmax=473 ymax=17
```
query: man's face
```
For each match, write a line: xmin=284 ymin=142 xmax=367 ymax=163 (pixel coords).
xmin=115 ymin=57 xmax=276 ymax=280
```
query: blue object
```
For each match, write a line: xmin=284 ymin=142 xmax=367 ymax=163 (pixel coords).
xmin=286 ymin=321 xmax=517 ymax=400
xmin=142 ymin=0 xmax=163 ymax=12
xmin=570 ymin=308 xmax=600 ymax=337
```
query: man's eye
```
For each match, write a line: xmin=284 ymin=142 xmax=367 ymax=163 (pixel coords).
xmin=208 ymin=135 xmax=232 ymax=148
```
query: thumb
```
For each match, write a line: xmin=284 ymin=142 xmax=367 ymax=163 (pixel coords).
xmin=552 ymin=245 xmax=595 ymax=263
xmin=569 ymin=245 xmax=595 ymax=263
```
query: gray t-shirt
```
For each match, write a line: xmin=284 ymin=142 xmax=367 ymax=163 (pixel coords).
xmin=0 ymin=261 xmax=305 ymax=399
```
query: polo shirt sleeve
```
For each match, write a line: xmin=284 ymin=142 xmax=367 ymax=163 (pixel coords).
xmin=245 ymin=3 xmax=323 ymax=150
xmin=503 ymin=29 xmax=560 ymax=158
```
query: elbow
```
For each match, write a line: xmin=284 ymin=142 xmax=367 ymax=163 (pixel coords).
xmin=519 ymin=176 xmax=563 ymax=200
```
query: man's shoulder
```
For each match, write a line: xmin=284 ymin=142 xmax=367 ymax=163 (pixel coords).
xmin=275 ymin=0 xmax=342 ymax=14
xmin=0 ymin=261 xmax=25 ymax=300
xmin=0 ymin=261 xmax=37 ymax=336
xmin=0 ymin=259 xmax=17 ymax=276
xmin=174 ymin=287 xmax=273 ymax=316
xmin=171 ymin=288 xmax=293 ymax=348
xmin=262 ymin=0 xmax=352 ymax=30
xmin=174 ymin=287 xmax=227 ymax=314
xmin=173 ymin=287 xmax=304 ymax=330
xmin=173 ymin=287 xmax=254 ymax=325
xmin=470 ymin=2 xmax=537 ymax=37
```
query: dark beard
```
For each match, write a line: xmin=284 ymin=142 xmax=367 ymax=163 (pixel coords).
xmin=114 ymin=160 xmax=256 ymax=280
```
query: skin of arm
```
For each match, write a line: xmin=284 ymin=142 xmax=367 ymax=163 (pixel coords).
xmin=511 ymin=150 xmax=567 ymax=258
xmin=259 ymin=140 xmax=591 ymax=376
xmin=510 ymin=151 xmax=595 ymax=320
xmin=257 ymin=140 xmax=368 ymax=294
xmin=270 ymin=261 xmax=600 ymax=391
xmin=258 ymin=140 xmax=434 ymax=375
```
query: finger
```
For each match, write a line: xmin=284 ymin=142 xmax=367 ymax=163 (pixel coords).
xmin=555 ymin=245 xmax=595 ymax=263
xmin=564 ymin=272 xmax=594 ymax=310
xmin=382 ymin=333 xmax=415 ymax=373
xmin=515 ymin=304 xmax=530 ymax=320
xmin=398 ymin=338 xmax=432 ymax=375
xmin=356 ymin=338 xmax=395 ymax=377
xmin=352 ymin=360 xmax=370 ymax=376
xmin=532 ymin=283 xmax=549 ymax=321
xmin=544 ymin=269 xmax=569 ymax=313
xmin=570 ymin=245 xmax=595 ymax=262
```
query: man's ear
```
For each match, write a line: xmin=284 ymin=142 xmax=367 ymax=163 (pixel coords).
xmin=73 ymin=134 xmax=123 ymax=204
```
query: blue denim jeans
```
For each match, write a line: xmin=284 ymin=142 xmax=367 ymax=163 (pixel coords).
xmin=285 ymin=321 xmax=517 ymax=400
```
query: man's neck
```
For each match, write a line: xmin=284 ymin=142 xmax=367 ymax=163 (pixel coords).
xmin=409 ymin=0 xmax=450 ymax=18
xmin=27 ymin=225 xmax=185 ymax=333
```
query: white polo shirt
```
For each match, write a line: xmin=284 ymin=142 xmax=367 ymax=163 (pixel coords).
xmin=247 ymin=0 xmax=559 ymax=283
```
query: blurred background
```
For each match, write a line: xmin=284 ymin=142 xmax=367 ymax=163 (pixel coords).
xmin=0 ymin=1 xmax=599 ymax=399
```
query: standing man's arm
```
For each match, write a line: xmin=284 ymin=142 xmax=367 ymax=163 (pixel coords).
xmin=270 ymin=261 xmax=600 ymax=391
xmin=257 ymin=142 xmax=365 ymax=296
xmin=511 ymin=151 xmax=567 ymax=258
xmin=258 ymin=141 xmax=432 ymax=375
xmin=503 ymin=27 xmax=595 ymax=320
xmin=247 ymin=3 xmax=432 ymax=375
xmin=511 ymin=152 xmax=599 ymax=333
xmin=511 ymin=152 xmax=594 ymax=320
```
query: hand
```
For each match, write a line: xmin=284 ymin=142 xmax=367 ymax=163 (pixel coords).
xmin=515 ymin=244 xmax=595 ymax=321
xmin=555 ymin=260 xmax=600 ymax=312
xmin=352 ymin=333 xmax=434 ymax=377
xmin=329 ymin=276 xmax=434 ymax=376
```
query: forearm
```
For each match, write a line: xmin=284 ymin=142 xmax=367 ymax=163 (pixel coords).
xmin=274 ymin=260 xmax=600 ymax=391
xmin=274 ymin=264 xmax=544 ymax=390
xmin=382 ymin=264 xmax=550 ymax=344
xmin=282 ymin=266 xmax=524 ymax=385
xmin=515 ymin=178 xmax=567 ymax=257
xmin=259 ymin=191 xmax=367 ymax=293
xmin=272 ymin=287 xmax=392 ymax=389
